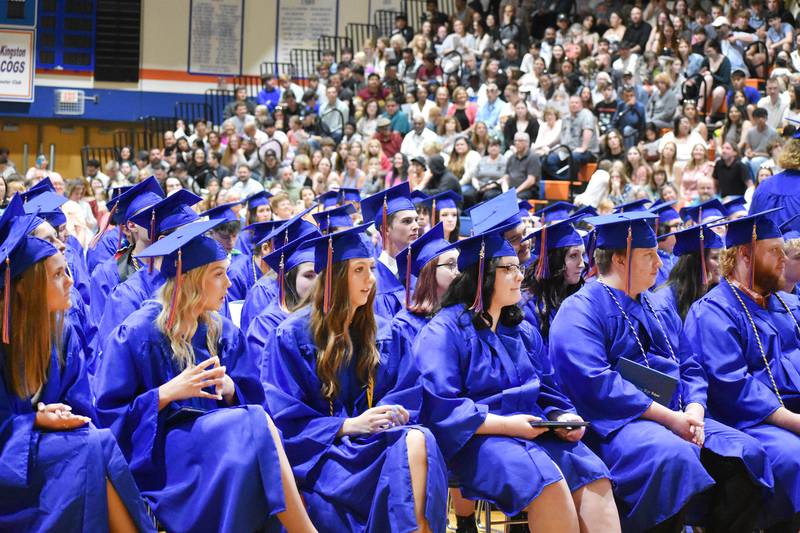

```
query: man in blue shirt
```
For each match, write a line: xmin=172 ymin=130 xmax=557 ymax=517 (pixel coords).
xmin=727 ymin=69 xmax=761 ymax=107
xmin=256 ymin=74 xmax=281 ymax=111
xmin=475 ymin=82 xmax=504 ymax=129
xmin=610 ymin=86 xmax=646 ymax=149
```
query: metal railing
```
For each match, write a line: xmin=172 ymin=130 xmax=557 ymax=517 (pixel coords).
xmin=345 ymin=23 xmax=379 ymax=54
xmin=260 ymin=61 xmax=297 ymax=79
xmin=290 ymin=48 xmax=321 ymax=79
xmin=317 ymin=35 xmax=353 ymax=63
xmin=373 ymin=10 xmax=402 ymax=37
xmin=203 ymin=89 xmax=235 ymax=127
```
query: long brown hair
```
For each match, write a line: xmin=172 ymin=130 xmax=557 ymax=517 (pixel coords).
xmin=2 ymin=261 xmax=64 ymax=398
xmin=156 ymin=264 xmax=221 ymax=370
xmin=310 ymin=260 xmax=379 ymax=401
xmin=409 ymin=260 xmax=442 ymax=316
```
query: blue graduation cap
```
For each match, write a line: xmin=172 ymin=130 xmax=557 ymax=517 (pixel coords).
xmin=360 ymin=182 xmax=416 ymax=241
xmin=22 ymin=191 xmax=68 ymax=228
xmin=262 ymin=235 xmax=320 ymax=308
xmin=317 ymin=187 xmax=361 ymax=208
xmin=307 ymin=223 xmax=374 ymax=312
xmin=722 ymin=196 xmax=748 ymax=218
xmin=242 ymin=220 xmax=283 ymax=253
xmin=613 ymin=198 xmax=651 ymax=214
xmin=312 ymin=203 xmax=356 ymax=233
xmin=457 ymin=229 xmax=516 ymax=312
xmin=468 ymin=189 xmax=521 ymax=235
xmin=410 ymin=190 xmax=429 ymax=206
xmin=780 ymin=214 xmax=800 ymax=241
xmin=128 ymin=189 xmax=202 ymax=240
xmin=396 ymin=223 xmax=459 ymax=307
xmin=245 ymin=190 xmax=273 ymax=210
xmin=708 ymin=208 xmax=783 ymax=289
xmin=136 ymin=219 xmax=229 ymax=327
xmin=534 ymin=201 xmax=575 ymax=223
xmin=110 ymin=184 xmax=132 ymax=200
xmin=0 ymin=215 xmax=58 ymax=343
xmin=523 ymin=216 xmax=585 ymax=280
xmin=201 ymin=201 xmax=243 ymax=223
xmin=664 ymin=224 xmax=723 ymax=286
xmin=257 ymin=206 xmax=318 ymax=248
xmin=573 ymin=205 xmax=597 ymax=219
xmin=584 ymin=212 xmax=658 ymax=295
xmin=679 ymin=199 xmax=725 ymax=224
xmin=106 ymin=176 xmax=165 ymax=225
xmin=19 ymin=177 xmax=55 ymax=203
xmin=648 ymin=200 xmax=681 ymax=225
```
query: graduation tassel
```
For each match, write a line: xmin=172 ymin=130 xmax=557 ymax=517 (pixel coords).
xmin=323 ymin=236 xmax=333 ymax=313
xmin=404 ymin=250 xmax=413 ymax=309
xmin=625 ymin=224 xmax=633 ymax=296
xmin=470 ymin=240 xmax=486 ymax=313
xmin=586 ymin=231 xmax=598 ymax=279
xmin=699 ymin=228 xmax=708 ymax=287
xmin=748 ymin=222 xmax=757 ymax=291
xmin=534 ymin=223 xmax=549 ymax=280
xmin=90 ymin=203 xmax=117 ymax=249
xmin=278 ymin=252 xmax=286 ymax=310
xmin=167 ymin=249 xmax=182 ymax=331
xmin=2 ymin=259 xmax=10 ymax=345
xmin=381 ymin=196 xmax=388 ymax=247
xmin=148 ymin=210 xmax=156 ymax=273
xmin=431 ymin=199 xmax=437 ymax=227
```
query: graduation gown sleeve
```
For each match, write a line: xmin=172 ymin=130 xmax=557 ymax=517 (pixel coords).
xmin=87 ymin=226 xmax=120 ymax=275
xmin=240 ymin=276 xmax=279 ymax=331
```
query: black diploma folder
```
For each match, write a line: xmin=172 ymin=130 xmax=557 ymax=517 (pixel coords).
xmin=616 ymin=357 xmax=678 ymax=406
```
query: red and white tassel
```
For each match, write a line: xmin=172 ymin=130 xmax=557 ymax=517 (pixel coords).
xmin=470 ymin=240 xmax=486 ymax=313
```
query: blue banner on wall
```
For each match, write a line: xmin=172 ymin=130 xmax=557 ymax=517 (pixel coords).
xmin=0 ymin=0 xmax=37 ymax=28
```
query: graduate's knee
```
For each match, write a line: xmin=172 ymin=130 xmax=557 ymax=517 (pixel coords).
xmin=406 ymin=428 xmax=428 ymax=460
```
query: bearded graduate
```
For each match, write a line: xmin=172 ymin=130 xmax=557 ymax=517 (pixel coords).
xmin=549 ymin=212 xmax=772 ymax=532
xmin=0 ymin=212 xmax=153 ymax=533
xmin=263 ymin=223 xmax=448 ymax=533
xmin=649 ymin=224 xmax=723 ymax=321
xmin=414 ymin=227 xmax=619 ymax=533
xmin=781 ymin=214 xmax=800 ymax=296
xmin=94 ymin=220 xmax=317 ymax=533
xmin=240 ymin=209 xmax=318 ymax=330
xmin=684 ymin=210 xmax=800 ymax=530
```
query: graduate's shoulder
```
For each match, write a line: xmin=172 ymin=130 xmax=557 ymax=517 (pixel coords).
xmin=274 ymin=305 xmax=314 ymax=345
xmin=555 ymin=280 xmax=606 ymax=316
xmin=647 ymin=285 xmax=676 ymax=313
xmin=112 ymin=299 xmax=164 ymax=339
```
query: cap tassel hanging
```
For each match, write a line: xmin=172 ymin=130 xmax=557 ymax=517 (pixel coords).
xmin=586 ymin=231 xmax=598 ymax=279
xmin=90 ymin=203 xmax=118 ymax=248
xmin=2 ymin=258 xmax=10 ymax=345
xmin=431 ymin=199 xmax=437 ymax=227
xmin=748 ymin=223 xmax=757 ymax=290
xmin=381 ymin=196 xmax=389 ymax=247
xmin=534 ymin=224 xmax=549 ymax=280
xmin=625 ymin=224 xmax=633 ymax=296
xmin=470 ymin=239 xmax=486 ymax=313
xmin=148 ymin=210 xmax=156 ymax=273
xmin=278 ymin=252 xmax=286 ymax=309
xmin=404 ymin=251 xmax=413 ymax=308
xmin=699 ymin=228 xmax=708 ymax=287
xmin=166 ymin=249 xmax=182 ymax=330
xmin=323 ymin=236 xmax=333 ymax=313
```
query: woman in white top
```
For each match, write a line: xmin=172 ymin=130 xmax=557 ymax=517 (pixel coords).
xmin=464 ymin=19 xmax=492 ymax=58
xmin=533 ymin=107 xmax=562 ymax=157
xmin=657 ymin=115 xmax=707 ymax=166
xmin=602 ymin=11 xmax=626 ymax=49
xmin=410 ymin=85 xmax=436 ymax=123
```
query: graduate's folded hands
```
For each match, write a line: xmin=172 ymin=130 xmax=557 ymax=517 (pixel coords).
xmin=157 ymin=356 xmax=232 ymax=409
xmin=35 ymin=402 xmax=91 ymax=431
xmin=339 ymin=405 xmax=409 ymax=436
xmin=666 ymin=409 xmax=705 ymax=447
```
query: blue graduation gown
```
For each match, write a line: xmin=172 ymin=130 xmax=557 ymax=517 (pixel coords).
xmin=550 ymin=282 xmax=717 ymax=531
xmin=87 ymin=226 xmax=122 ymax=275
xmin=240 ymin=276 xmax=280 ymax=331
xmin=685 ymin=281 xmax=800 ymax=522
xmin=94 ymin=301 xmax=286 ymax=533
xmin=374 ymin=261 xmax=406 ymax=320
xmin=227 ymin=253 xmax=261 ymax=301
xmin=98 ymin=268 xmax=165 ymax=336
xmin=414 ymin=305 xmax=610 ymax=516
xmin=263 ymin=307 xmax=448 ymax=533
xmin=654 ymin=249 xmax=676 ymax=288
xmin=245 ymin=298 xmax=289 ymax=388
xmin=67 ymin=286 xmax=98 ymax=376
xmin=234 ymin=227 xmax=254 ymax=255
xmin=750 ymin=168 xmax=800 ymax=228
xmin=0 ymin=323 xmax=153 ymax=533
xmin=66 ymin=235 xmax=90 ymax=306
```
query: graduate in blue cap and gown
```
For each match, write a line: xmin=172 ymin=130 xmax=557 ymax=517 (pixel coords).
xmin=413 ymin=228 xmax=619 ymax=532
xmin=0 ymin=212 xmax=154 ymax=533
xmin=780 ymin=214 xmax=800 ymax=297
xmin=679 ymin=198 xmax=726 ymax=227
xmin=361 ymin=182 xmax=421 ymax=320
xmin=750 ymin=126 xmax=800 ymax=227
xmin=202 ymin=200 xmax=243 ymax=258
xmin=87 ymin=184 xmax=132 ymax=275
xmin=263 ymin=223 xmax=448 ymax=533
xmin=247 ymin=235 xmax=319 ymax=387
xmin=421 ymin=191 xmax=463 ymax=243
xmin=722 ymin=196 xmax=748 ymax=220
xmin=233 ymin=190 xmax=273 ymax=254
xmin=468 ymin=189 xmax=534 ymax=269
xmin=612 ymin=198 xmax=651 ymax=214
xmin=98 ymin=190 xmax=202 ymax=335
xmin=240 ymin=209 xmax=318 ymax=330
xmin=649 ymin=224 xmax=724 ymax=320
xmin=533 ymin=201 xmax=578 ymax=223
xmin=520 ymin=216 xmax=587 ymax=345
xmin=94 ymin=219 xmax=318 ymax=533
xmin=550 ymin=212 xmax=773 ymax=532
xmin=649 ymin=200 xmax=682 ymax=287
xmin=88 ymin=177 xmax=164 ymax=326
xmin=312 ymin=202 xmax=357 ymax=235
xmin=226 ymin=220 xmax=282 ymax=302
xmin=685 ymin=209 xmax=800 ymax=529
xmin=317 ymin=187 xmax=361 ymax=210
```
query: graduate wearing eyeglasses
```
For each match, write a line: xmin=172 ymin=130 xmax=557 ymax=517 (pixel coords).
xmin=685 ymin=210 xmax=800 ymax=529
xmin=263 ymin=224 xmax=448 ymax=533
xmin=550 ymin=212 xmax=771 ymax=532
xmin=414 ymin=228 xmax=618 ymax=533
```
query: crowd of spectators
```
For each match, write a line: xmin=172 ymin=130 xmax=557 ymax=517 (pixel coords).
xmin=2 ymin=0 xmax=800 ymax=225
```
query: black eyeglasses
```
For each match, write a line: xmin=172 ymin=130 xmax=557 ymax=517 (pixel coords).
xmin=436 ymin=260 xmax=458 ymax=272
xmin=496 ymin=264 xmax=526 ymax=276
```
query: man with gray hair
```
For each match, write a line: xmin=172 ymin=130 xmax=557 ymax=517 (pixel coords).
xmin=502 ymin=131 xmax=541 ymax=200
xmin=543 ymin=95 xmax=598 ymax=180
